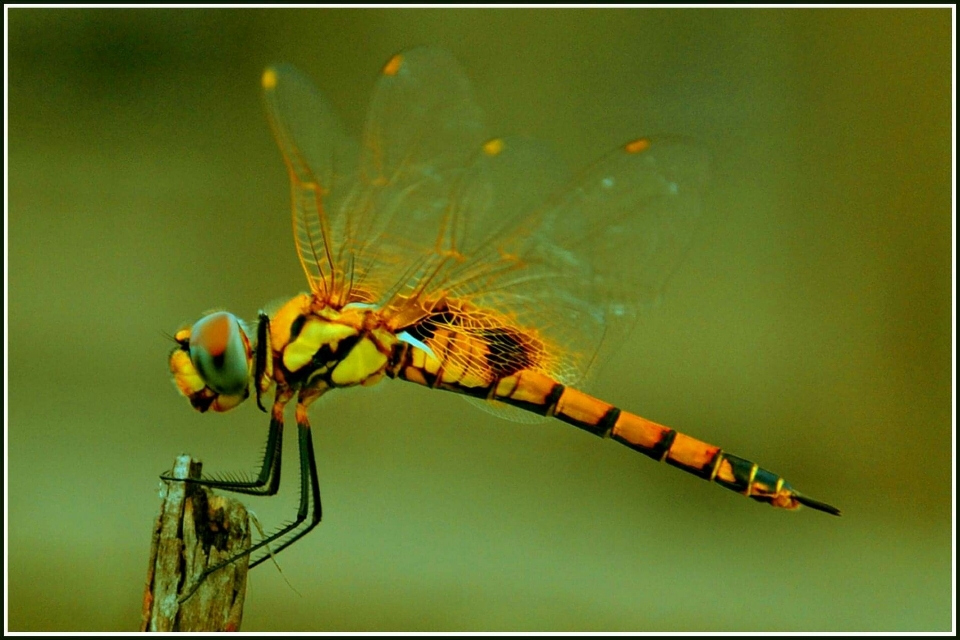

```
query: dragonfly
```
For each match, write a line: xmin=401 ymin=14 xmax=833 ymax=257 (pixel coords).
xmin=168 ymin=46 xmax=840 ymax=596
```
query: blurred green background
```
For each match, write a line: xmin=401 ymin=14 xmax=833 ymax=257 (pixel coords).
xmin=7 ymin=8 xmax=952 ymax=632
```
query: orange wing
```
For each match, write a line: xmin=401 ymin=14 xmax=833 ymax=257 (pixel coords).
xmin=262 ymin=49 xmax=487 ymax=308
xmin=262 ymin=47 xmax=709 ymax=396
xmin=401 ymin=134 xmax=709 ymax=390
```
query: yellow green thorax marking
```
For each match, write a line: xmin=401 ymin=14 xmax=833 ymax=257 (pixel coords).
xmin=331 ymin=335 xmax=388 ymax=386
xmin=267 ymin=295 xmax=399 ymax=389
xmin=283 ymin=317 xmax=358 ymax=372
xmin=269 ymin=294 xmax=312 ymax=352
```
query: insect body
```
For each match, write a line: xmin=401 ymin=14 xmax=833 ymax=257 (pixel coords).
xmin=168 ymin=47 xmax=839 ymax=595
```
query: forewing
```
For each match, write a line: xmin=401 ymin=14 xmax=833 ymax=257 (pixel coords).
xmin=262 ymin=63 xmax=359 ymax=301
xmin=344 ymin=47 xmax=490 ymax=304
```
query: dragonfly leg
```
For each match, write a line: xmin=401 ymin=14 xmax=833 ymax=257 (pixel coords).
xmin=254 ymin=311 xmax=273 ymax=412
xmin=246 ymin=388 xmax=324 ymax=568
xmin=160 ymin=387 xmax=294 ymax=496
xmin=178 ymin=387 xmax=323 ymax=602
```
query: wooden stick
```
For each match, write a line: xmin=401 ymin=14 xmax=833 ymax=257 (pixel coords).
xmin=141 ymin=455 xmax=250 ymax=632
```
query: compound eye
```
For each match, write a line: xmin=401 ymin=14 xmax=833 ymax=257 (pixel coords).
xmin=188 ymin=311 xmax=252 ymax=396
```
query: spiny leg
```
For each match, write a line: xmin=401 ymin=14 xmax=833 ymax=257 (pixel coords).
xmin=248 ymin=398 xmax=323 ymax=569
xmin=178 ymin=387 xmax=324 ymax=602
xmin=160 ymin=387 xmax=293 ymax=496
xmin=254 ymin=311 xmax=272 ymax=412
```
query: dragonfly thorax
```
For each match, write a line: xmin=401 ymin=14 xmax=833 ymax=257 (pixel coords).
xmin=268 ymin=294 xmax=397 ymax=392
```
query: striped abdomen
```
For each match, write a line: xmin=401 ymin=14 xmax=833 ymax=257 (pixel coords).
xmin=387 ymin=340 xmax=840 ymax=516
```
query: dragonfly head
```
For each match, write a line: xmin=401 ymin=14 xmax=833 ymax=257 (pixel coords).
xmin=169 ymin=311 xmax=253 ymax=413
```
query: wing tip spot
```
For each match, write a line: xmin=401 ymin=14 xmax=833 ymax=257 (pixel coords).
xmin=383 ymin=54 xmax=404 ymax=76
xmin=483 ymin=138 xmax=504 ymax=156
xmin=625 ymin=138 xmax=651 ymax=154
xmin=262 ymin=68 xmax=278 ymax=91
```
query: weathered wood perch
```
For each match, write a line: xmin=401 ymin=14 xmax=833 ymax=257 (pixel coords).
xmin=141 ymin=454 xmax=250 ymax=632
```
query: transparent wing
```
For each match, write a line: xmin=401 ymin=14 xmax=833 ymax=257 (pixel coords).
xmin=261 ymin=63 xmax=359 ymax=301
xmin=362 ymin=48 xmax=486 ymax=186
xmin=263 ymin=47 xmax=486 ymax=306
xmin=403 ymin=135 xmax=709 ymax=395
xmin=334 ymin=47 xmax=489 ymax=306
xmin=520 ymin=135 xmax=711 ymax=386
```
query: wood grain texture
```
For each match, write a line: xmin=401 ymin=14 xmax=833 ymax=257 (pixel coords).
xmin=141 ymin=455 xmax=250 ymax=632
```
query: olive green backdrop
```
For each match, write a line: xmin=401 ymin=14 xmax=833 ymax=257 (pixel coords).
xmin=7 ymin=8 xmax=952 ymax=632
